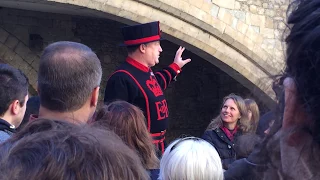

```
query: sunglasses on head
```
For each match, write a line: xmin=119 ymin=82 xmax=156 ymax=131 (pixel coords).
xmin=169 ymin=136 xmax=202 ymax=153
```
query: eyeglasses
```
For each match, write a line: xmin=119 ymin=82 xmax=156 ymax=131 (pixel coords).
xmin=169 ymin=136 xmax=202 ymax=153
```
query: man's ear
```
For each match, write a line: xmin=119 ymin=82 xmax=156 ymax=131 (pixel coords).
xmin=139 ymin=44 xmax=146 ymax=54
xmin=10 ymin=100 xmax=21 ymax=115
xmin=90 ymin=86 xmax=100 ymax=107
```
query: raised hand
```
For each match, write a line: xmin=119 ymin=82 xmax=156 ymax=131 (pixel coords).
xmin=173 ymin=46 xmax=191 ymax=68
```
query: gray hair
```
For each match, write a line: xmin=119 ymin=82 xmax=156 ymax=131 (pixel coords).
xmin=159 ymin=137 xmax=224 ymax=180
xmin=38 ymin=41 xmax=102 ymax=112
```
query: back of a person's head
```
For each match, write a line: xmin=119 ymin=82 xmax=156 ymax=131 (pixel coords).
xmin=0 ymin=119 xmax=149 ymax=180
xmin=94 ymin=100 xmax=159 ymax=169
xmin=256 ymin=111 xmax=275 ymax=137
xmin=0 ymin=63 xmax=28 ymax=117
xmin=285 ymin=0 xmax=320 ymax=141
xmin=38 ymin=41 xmax=102 ymax=112
xmin=159 ymin=137 xmax=224 ymax=180
xmin=253 ymin=1 xmax=320 ymax=179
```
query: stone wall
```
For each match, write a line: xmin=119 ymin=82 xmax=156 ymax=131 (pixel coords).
xmin=219 ymin=0 xmax=288 ymax=68
xmin=0 ymin=0 xmax=288 ymax=106
xmin=158 ymin=0 xmax=289 ymax=71
xmin=0 ymin=7 xmax=268 ymax=142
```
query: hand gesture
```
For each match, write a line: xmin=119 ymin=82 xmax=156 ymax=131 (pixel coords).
xmin=174 ymin=46 xmax=191 ymax=68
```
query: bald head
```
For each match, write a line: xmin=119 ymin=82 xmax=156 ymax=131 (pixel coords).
xmin=38 ymin=41 xmax=102 ymax=112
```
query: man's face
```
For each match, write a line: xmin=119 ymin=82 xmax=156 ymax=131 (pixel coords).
xmin=143 ymin=41 xmax=163 ymax=67
xmin=15 ymin=94 xmax=29 ymax=128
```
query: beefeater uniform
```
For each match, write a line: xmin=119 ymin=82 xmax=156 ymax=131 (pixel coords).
xmin=104 ymin=21 xmax=181 ymax=154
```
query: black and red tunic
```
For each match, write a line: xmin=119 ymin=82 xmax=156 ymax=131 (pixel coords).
xmin=104 ymin=57 xmax=181 ymax=152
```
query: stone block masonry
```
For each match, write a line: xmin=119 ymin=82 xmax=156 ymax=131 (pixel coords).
xmin=0 ymin=7 xmax=268 ymax=142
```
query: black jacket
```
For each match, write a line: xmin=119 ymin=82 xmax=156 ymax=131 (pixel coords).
xmin=104 ymin=57 xmax=180 ymax=133
xmin=202 ymin=128 xmax=242 ymax=169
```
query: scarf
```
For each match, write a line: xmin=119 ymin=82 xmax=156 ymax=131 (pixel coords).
xmin=221 ymin=126 xmax=238 ymax=141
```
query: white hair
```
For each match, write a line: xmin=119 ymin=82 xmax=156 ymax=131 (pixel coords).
xmin=159 ymin=137 xmax=224 ymax=180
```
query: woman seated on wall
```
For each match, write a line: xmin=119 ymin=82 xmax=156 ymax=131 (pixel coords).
xmin=202 ymin=94 xmax=250 ymax=169
xmin=93 ymin=100 xmax=159 ymax=180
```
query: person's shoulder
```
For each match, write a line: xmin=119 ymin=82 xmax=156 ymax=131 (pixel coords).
xmin=108 ymin=69 xmax=133 ymax=80
xmin=204 ymin=129 xmax=220 ymax=137
xmin=0 ymin=130 xmax=11 ymax=142
xmin=148 ymin=169 xmax=159 ymax=180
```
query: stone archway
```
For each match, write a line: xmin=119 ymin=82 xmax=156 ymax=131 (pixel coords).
xmin=0 ymin=5 xmax=278 ymax=140
xmin=0 ymin=27 xmax=39 ymax=93
xmin=0 ymin=0 xmax=289 ymax=108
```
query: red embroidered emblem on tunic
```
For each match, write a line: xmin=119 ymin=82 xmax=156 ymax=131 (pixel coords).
xmin=146 ymin=76 xmax=163 ymax=97
xmin=155 ymin=100 xmax=168 ymax=120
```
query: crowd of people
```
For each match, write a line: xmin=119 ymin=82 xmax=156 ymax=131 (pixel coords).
xmin=0 ymin=0 xmax=320 ymax=179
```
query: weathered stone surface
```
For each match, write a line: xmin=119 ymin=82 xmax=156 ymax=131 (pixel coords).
xmin=241 ymin=4 xmax=249 ymax=11
xmin=236 ymin=20 xmax=249 ymax=34
xmin=277 ymin=21 xmax=286 ymax=29
xmin=265 ymin=17 xmax=274 ymax=28
xmin=211 ymin=4 xmax=220 ymax=17
xmin=250 ymin=5 xmax=257 ymax=13
xmin=257 ymin=7 xmax=265 ymax=14
xmin=261 ymin=28 xmax=275 ymax=38
xmin=281 ymin=5 xmax=288 ymax=11
xmin=218 ymin=8 xmax=233 ymax=26
xmin=265 ymin=9 xmax=275 ymax=17
xmin=0 ymin=43 xmax=9 ymax=58
xmin=0 ymin=28 xmax=9 ymax=43
xmin=234 ymin=1 xmax=241 ymax=9
xmin=231 ymin=18 xmax=238 ymax=29
xmin=31 ymin=58 xmax=39 ymax=70
xmin=212 ymin=17 xmax=227 ymax=33
xmin=213 ymin=0 xmax=235 ymax=9
xmin=14 ymin=42 xmax=31 ymax=58
xmin=230 ymin=10 xmax=246 ymax=22
xmin=263 ymin=3 xmax=268 ymax=8
xmin=246 ymin=12 xmax=265 ymax=27
xmin=2 ymin=49 xmax=16 ymax=63
xmin=246 ymin=26 xmax=260 ymax=41
xmin=5 ymin=36 xmax=19 ymax=49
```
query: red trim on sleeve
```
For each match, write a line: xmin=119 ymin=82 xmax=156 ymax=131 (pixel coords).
xmin=161 ymin=141 xmax=165 ymax=154
xmin=126 ymin=57 xmax=150 ymax=72
xmin=168 ymin=63 xmax=181 ymax=73
xmin=163 ymin=70 xmax=172 ymax=81
xmin=156 ymin=72 xmax=167 ymax=90
xmin=113 ymin=70 xmax=151 ymax=132
xmin=124 ymin=35 xmax=161 ymax=45
xmin=152 ymin=137 xmax=166 ymax=154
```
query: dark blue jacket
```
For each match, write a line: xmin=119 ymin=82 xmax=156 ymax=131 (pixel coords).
xmin=202 ymin=128 xmax=242 ymax=169
xmin=0 ymin=118 xmax=15 ymax=143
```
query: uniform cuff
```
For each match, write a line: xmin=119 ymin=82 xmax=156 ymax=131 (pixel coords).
xmin=169 ymin=63 xmax=181 ymax=74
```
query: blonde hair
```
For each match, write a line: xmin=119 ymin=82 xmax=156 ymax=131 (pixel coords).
xmin=245 ymin=99 xmax=260 ymax=133
xmin=159 ymin=137 xmax=224 ymax=180
xmin=207 ymin=94 xmax=250 ymax=132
